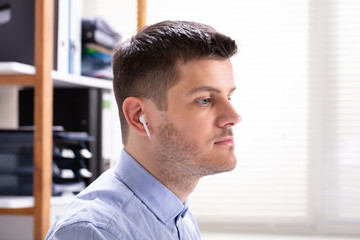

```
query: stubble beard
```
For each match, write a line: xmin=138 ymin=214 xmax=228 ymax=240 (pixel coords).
xmin=154 ymin=116 xmax=236 ymax=188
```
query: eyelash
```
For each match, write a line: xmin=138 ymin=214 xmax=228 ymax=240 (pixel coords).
xmin=196 ymin=96 xmax=232 ymax=106
xmin=197 ymin=98 xmax=212 ymax=106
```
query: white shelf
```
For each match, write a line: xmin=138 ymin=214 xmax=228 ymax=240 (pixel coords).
xmin=0 ymin=62 xmax=113 ymax=90
xmin=0 ymin=196 xmax=34 ymax=208
xmin=51 ymin=71 xmax=113 ymax=89
xmin=0 ymin=62 xmax=36 ymax=75
xmin=0 ymin=194 xmax=76 ymax=209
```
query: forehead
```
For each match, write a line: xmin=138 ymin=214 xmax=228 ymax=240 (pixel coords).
xmin=171 ymin=58 xmax=235 ymax=94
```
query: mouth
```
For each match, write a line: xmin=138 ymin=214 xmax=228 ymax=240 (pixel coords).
xmin=214 ymin=136 xmax=234 ymax=146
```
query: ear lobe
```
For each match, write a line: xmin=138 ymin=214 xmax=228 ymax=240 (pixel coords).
xmin=122 ymin=97 xmax=150 ymax=138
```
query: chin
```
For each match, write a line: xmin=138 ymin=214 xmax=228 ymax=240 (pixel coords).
xmin=222 ymin=150 xmax=237 ymax=169
xmin=206 ymin=153 xmax=237 ymax=176
xmin=222 ymin=157 xmax=237 ymax=172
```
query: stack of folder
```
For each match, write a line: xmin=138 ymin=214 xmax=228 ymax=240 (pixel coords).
xmin=81 ymin=17 xmax=122 ymax=79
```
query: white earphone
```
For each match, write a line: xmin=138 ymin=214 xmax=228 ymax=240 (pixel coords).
xmin=139 ymin=114 xmax=151 ymax=139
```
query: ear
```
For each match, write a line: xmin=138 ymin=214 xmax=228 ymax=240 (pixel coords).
xmin=122 ymin=97 xmax=150 ymax=138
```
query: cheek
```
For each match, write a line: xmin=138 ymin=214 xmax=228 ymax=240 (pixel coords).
xmin=179 ymin=118 xmax=214 ymax=144
xmin=190 ymin=112 xmax=215 ymax=131
xmin=167 ymin=107 xmax=215 ymax=141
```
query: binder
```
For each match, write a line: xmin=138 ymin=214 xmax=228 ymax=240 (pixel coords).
xmin=69 ymin=0 xmax=82 ymax=75
xmin=56 ymin=0 xmax=70 ymax=74
xmin=82 ymin=18 xmax=122 ymax=50
xmin=0 ymin=0 xmax=35 ymax=65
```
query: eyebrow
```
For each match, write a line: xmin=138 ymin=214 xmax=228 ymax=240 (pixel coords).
xmin=187 ymin=86 xmax=236 ymax=96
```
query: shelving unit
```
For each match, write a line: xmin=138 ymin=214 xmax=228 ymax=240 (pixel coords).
xmin=0 ymin=0 xmax=146 ymax=239
xmin=0 ymin=0 xmax=54 ymax=239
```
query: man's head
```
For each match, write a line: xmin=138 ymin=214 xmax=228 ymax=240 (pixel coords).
xmin=112 ymin=20 xmax=238 ymax=144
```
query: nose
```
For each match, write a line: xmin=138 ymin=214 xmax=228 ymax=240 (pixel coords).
xmin=217 ymin=99 xmax=241 ymax=128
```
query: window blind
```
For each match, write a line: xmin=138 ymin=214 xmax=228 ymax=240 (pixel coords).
xmin=320 ymin=0 xmax=360 ymax=229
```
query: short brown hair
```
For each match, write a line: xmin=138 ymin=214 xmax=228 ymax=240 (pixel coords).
xmin=112 ymin=20 xmax=237 ymax=144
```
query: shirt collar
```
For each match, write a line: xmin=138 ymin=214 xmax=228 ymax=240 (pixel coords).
xmin=114 ymin=149 xmax=186 ymax=224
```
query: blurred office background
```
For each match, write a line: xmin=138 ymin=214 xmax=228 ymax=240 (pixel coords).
xmin=57 ymin=0 xmax=360 ymax=239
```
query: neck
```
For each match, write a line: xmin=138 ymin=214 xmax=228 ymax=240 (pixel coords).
xmin=156 ymin=166 xmax=200 ymax=203
xmin=125 ymin=143 xmax=199 ymax=203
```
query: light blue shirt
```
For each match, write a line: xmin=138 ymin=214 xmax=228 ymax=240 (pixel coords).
xmin=45 ymin=149 xmax=201 ymax=240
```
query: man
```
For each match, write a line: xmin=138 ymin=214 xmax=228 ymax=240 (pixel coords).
xmin=46 ymin=20 xmax=241 ymax=240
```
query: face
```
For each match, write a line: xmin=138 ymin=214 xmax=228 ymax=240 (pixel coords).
xmin=151 ymin=58 xmax=241 ymax=180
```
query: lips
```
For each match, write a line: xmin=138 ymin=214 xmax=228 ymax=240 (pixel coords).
xmin=214 ymin=136 xmax=234 ymax=145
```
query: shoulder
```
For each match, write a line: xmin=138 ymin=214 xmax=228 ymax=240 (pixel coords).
xmin=47 ymin=169 xmax=137 ymax=239
xmin=46 ymin=202 xmax=155 ymax=240
xmin=45 ymin=220 xmax=122 ymax=240
xmin=46 ymin=193 xmax=141 ymax=240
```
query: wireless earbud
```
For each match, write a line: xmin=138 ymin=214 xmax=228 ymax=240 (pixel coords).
xmin=139 ymin=114 xmax=151 ymax=139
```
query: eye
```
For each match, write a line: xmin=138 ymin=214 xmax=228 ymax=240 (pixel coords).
xmin=196 ymin=98 xmax=212 ymax=106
